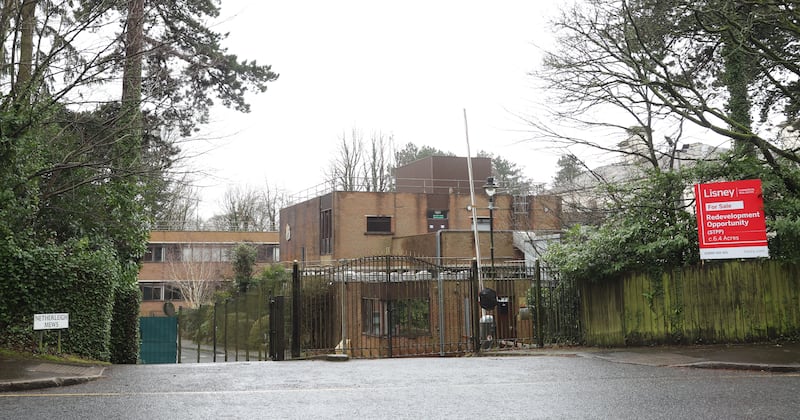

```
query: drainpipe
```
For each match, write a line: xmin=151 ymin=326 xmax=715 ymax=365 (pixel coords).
xmin=436 ymin=230 xmax=443 ymax=266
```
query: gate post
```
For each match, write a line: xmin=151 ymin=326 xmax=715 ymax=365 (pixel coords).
xmin=224 ymin=299 xmax=229 ymax=362
xmin=471 ymin=259 xmax=480 ymax=353
xmin=177 ymin=307 xmax=182 ymax=364
xmin=385 ymin=255 xmax=393 ymax=358
xmin=535 ymin=260 xmax=544 ymax=348
xmin=213 ymin=301 xmax=218 ymax=363
xmin=269 ymin=296 xmax=286 ymax=360
xmin=234 ymin=298 xmax=239 ymax=361
xmin=244 ymin=292 xmax=249 ymax=362
xmin=438 ymin=270 xmax=445 ymax=357
xmin=195 ymin=306 xmax=201 ymax=363
xmin=291 ymin=261 xmax=301 ymax=358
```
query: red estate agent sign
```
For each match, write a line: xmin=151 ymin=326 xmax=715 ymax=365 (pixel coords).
xmin=694 ymin=179 xmax=769 ymax=260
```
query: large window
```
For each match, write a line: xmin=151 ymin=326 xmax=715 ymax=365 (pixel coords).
xmin=144 ymin=245 xmax=164 ymax=262
xmin=366 ymin=216 xmax=392 ymax=234
xmin=165 ymin=286 xmax=182 ymax=300
xmin=361 ymin=298 xmax=430 ymax=337
xmin=362 ymin=298 xmax=384 ymax=336
xmin=141 ymin=284 xmax=163 ymax=301
xmin=320 ymin=209 xmax=332 ymax=254
xmin=256 ymin=244 xmax=279 ymax=262
xmin=186 ymin=244 xmax=227 ymax=262
xmin=141 ymin=283 xmax=182 ymax=301
xmin=144 ymin=242 xmax=278 ymax=263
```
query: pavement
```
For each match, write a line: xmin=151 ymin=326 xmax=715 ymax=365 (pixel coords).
xmin=0 ymin=358 xmax=106 ymax=392
xmin=486 ymin=342 xmax=800 ymax=372
xmin=2 ymin=342 xmax=799 ymax=392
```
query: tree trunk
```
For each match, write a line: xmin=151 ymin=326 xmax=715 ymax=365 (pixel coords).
xmin=15 ymin=0 xmax=35 ymax=96
xmin=121 ymin=0 xmax=144 ymax=132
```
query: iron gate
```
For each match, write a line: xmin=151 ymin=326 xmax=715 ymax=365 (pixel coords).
xmin=297 ymin=256 xmax=478 ymax=357
xmin=295 ymin=256 xmax=580 ymax=358
xmin=176 ymin=256 xmax=581 ymax=362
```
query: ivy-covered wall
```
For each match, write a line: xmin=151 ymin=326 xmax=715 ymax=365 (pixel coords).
xmin=581 ymin=260 xmax=800 ymax=346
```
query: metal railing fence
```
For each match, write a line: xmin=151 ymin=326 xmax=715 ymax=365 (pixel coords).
xmin=176 ymin=256 xmax=581 ymax=362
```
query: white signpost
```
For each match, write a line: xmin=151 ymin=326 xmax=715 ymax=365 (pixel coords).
xmin=33 ymin=313 xmax=69 ymax=353
xmin=33 ymin=313 xmax=69 ymax=330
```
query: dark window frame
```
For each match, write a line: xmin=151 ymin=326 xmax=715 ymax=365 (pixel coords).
xmin=144 ymin=245 xmax=164 ymax=262
xmin=320 ymin=209 xmax=333 ymax=254
xmin=256 ymin=244 xmax=279 ymax=262
xmin=141 ymin=284 xmax=164 ymax=301
xmin=366 ymin=215 xmax=392 ymax=234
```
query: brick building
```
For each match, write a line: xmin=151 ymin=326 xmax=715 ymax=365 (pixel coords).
xmin=280 ymin=156 xmax=561 ymax=265
xmin=138 ymin=230 xmax=279 ymax=316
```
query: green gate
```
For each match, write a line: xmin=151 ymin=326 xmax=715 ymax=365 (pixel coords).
xmin=139 ymin=316 xmax=178 ymax=364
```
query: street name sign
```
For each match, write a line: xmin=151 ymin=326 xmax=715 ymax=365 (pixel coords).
xmin=33 ymin=313 xmax=69 ymax=330
xmin=694 ymin=179 xmax=769 ymax=260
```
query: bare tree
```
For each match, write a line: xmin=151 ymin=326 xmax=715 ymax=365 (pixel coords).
xmin=165 ymin=246 xmax=221 ymax=308
xmin=325 ymin=129 xmax=406 ymax=192
xmin=530 ymin=0 xmax=800 ymax=192
xmin=325 ymin=128 xmax=365 ymax=191
xmin=259 ymin=181 xmax=287 ymax=231
xmin=215 ymin=185 xmax=269 ymax=231
xmin=362 ymin=131 xmax=395 ymax=192
xmin=528 ymin=3 xmax=689 ymax=174
xmin=154 ymin=173 xmax=201 ymax=230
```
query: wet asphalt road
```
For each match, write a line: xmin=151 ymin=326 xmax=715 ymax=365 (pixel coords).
xmin=2 ymin=356 xmax=799 ymax=419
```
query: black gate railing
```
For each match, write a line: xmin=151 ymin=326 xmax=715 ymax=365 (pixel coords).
xmin=177 ymin=256 xmax=581 ymax=362
xmin=177 ymin=268 xmax=291 ymax=363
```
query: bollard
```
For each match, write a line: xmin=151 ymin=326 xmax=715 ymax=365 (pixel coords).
xmin=479 ymin=314 xmax=496 ymax=349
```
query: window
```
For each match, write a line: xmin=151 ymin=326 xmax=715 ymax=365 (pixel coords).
xmin=144 ymin=244 xmax=186 ymax=262
xmin=361 ymin=298 xmax=430 ymax=337
xmin=141 ymin=283 xmax=183 ymax=301
xmin=362 ymin=298 xmax=384 ymax=336
xmin=366 ymin=216 xmax=392 ymax=234
xmin=471 ymin=217 xmax=491 ymax=232
xmin=320 ymin=209 xmax=332 ymax=254
xmin=181 ymin=244 xmax=230 ymax=262
xmin=144 ymin=245 xmax=164 ymax=262
xmin=165 ymin=245 xmax=181 ymax=261
xmin=257 ymin=244 xmax=279 ymax=262
xmin=165 ymin=286 xmax=182 ymax=301
xmin=141 ymin=285 xmax=164 ymax=301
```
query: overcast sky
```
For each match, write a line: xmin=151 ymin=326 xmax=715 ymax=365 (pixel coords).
xmin=187 ymin=1 xmax=563 ymax=217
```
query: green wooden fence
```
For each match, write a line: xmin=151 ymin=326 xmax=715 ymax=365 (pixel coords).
xmin=581 ymin=260 xmax=800 ymax=346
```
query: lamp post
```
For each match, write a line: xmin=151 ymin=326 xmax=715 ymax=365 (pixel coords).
xmin=483 ymin=177 xmax=497 ymax=276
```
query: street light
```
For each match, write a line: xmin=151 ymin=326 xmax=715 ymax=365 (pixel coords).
xmin=483 ymin=177 xmax=497 ymax=276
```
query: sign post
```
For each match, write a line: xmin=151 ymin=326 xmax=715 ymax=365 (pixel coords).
xmin=694 ymin=179 xmax=769 ymax=260
xmin=33 ymin=313 xmax=69 ymax=353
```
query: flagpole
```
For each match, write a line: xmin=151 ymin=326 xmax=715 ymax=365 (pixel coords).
xmin=464 ymin=109 xmax=484 ymax=292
